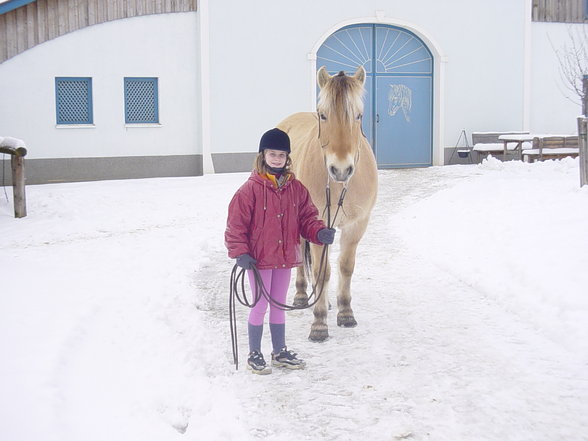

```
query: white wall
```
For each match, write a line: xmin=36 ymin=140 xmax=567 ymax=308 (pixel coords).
xmin=207 ymin=0 xmax=528 ymax=157
xmin=2 ymin=1 xmax=582 ymax=168
xmin=0 ymin=12 xmax=200 ymax=160
xmin=530 ymin=22 xmax=585 ymax=134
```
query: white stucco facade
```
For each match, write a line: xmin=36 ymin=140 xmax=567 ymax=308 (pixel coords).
xmin=0 ymin=0 xmax=586 ymax=182
xmin=530 ymin=22 xmax=586 ymax=133
xmin=205 ymin=0 xmax=529 ymax=163
xmin=0 ymin=12 xmax=200 ymax=159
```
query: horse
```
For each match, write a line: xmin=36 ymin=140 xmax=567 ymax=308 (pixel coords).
xmin=277 ymin=66 xmax=378 ymax=342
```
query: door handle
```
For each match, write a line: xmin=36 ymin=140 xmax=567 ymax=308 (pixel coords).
xmin=376 ymin=113 xmax=380 ymax=123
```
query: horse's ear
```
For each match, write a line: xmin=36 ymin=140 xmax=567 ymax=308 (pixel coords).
xmin=353 ymin=66 xmax=366 ymax=85
xmin=317 ymin=66 xmax=331 ymax=89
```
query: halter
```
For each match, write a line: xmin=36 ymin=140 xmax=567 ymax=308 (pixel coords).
xmin=316 ymin=110 xmax=363 ymax=226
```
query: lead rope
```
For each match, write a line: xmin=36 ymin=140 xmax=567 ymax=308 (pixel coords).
xmin=228 ymin=183 xmax=348 ymax=370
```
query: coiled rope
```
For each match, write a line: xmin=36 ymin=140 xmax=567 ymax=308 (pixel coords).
xmin=228 ymin=184 xmax=348 ymax=369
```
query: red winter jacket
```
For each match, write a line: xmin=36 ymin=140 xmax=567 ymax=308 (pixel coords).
xmin=225 ymin=171 xmax=326 ymax=270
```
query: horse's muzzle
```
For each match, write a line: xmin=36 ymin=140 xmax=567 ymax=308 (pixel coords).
xmin=329 ymin=165 xmax=354 ymax=182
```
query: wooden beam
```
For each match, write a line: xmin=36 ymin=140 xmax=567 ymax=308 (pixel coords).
xmin=36 ymin=0 xmax=48 ymax=43
xmin=11 ymin=154 xmax=27 ymax=218
xmin=5 ymin=11 xmax=18 ymax=59
xmin=0 ymin=14 xmax=7 ymax=62
xmin=1 ymin=0 xmax=198 ymax=63
xmin=0 ymin=146 xmax=28 ymax=218
xmin=25 ymin=3 xmax=37 ymax=50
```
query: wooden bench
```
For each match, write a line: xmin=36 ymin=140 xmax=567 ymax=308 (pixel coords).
xmin=522 ymin=136 xmax=579 ymax=162
xmin=472 ymin=132 xmax=530 ymax=159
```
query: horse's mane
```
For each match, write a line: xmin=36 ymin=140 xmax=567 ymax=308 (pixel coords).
xmin=317 ymin=71 xmax=364 ymax=127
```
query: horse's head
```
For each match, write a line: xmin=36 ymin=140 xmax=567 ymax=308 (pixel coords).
xmin=316 ymin=66 xmax=366 ymax=183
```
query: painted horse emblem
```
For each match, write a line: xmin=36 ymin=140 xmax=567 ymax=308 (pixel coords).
xmin=388 ymin=84 xmax=412 ymax=122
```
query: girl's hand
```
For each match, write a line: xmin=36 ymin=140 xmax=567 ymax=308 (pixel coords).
xmin=236 ymin=254 xmax=257 ymax=269
xmin=318 ymin=228 xmax=336 ymax=245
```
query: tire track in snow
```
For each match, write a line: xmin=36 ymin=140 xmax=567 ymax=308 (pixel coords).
xmin=197 ymin=168 xmax=588 ymax=441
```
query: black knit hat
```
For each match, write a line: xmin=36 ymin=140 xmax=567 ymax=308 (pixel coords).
xmin=259 ymin=128 xmax=291 ymax=153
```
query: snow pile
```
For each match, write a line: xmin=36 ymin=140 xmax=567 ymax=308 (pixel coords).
xmin=390 ymin=156 xmax=588 ymax=354
xmin=1 ymin=159 xmax=587 ymax=441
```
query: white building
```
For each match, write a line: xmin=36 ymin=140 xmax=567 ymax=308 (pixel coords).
xmin=0 ymin=0 xmax=585 ymax=183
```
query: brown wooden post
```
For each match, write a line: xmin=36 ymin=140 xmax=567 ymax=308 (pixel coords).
xmin=583 ymin=75 xmax=588 ymax=117
xmin=577 ymin=117 xmax=588 ymax=187
xmin=0 ymin=146 xmax=27 ymax=218
xmin=11 ymin=148 xmax=27 ymax=218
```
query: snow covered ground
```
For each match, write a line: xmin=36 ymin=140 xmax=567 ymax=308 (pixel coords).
xmin=1 ymin=157 xmax=587 ymax=441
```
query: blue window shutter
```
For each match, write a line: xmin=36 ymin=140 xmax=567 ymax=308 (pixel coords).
xmin=55 ymin=77 xmax=93 ymax=124
xmin=124 ymin=77 xmax=159 ymax=124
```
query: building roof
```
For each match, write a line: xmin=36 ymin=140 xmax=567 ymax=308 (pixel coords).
xmin=0 ymin=0 xmax=36 ymax=15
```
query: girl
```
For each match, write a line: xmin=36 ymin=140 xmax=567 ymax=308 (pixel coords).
xmin=225 ymin=128 xmax=335 ymax=375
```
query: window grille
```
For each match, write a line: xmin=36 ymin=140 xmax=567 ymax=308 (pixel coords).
xmin=124 ymin=77 xmax=159 ymax=124
xmin=55 ymin=77 xmax=93 ymax=124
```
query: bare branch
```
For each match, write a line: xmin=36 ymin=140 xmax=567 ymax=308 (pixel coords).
xmin=551 ymin=26 xmax=588 ymax=107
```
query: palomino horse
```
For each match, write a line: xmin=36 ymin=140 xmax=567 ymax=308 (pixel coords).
xmin=277 ymin=66 xmax=378 ymax=341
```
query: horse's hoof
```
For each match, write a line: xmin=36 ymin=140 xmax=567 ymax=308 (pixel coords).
xmin=293 ymin=293 xmax=309 ymax=307
xmin=309 ymin=326 xmax=329 ymax=342
xmin=337 ymin=314 xmax=357 ymax=328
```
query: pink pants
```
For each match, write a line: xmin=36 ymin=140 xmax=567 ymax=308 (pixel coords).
xmin=247 ymin=268 xmax=291 ymax=326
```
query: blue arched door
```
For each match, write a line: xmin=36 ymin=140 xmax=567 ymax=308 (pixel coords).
xmin=317 ymin=24 xmax=433 ymax=168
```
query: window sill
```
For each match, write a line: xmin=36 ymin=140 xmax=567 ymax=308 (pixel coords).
xmin=55 ymin=124 xmax=96 ymax=129
xmin=125 ymin=123 xmax=163 ymax=128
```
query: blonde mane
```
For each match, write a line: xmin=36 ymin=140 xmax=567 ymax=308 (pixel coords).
xmin=317 ymin=71 xmax=365 ymax=126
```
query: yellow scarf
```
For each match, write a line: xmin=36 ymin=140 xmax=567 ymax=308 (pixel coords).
xmin=263 ymin=172 xmax=290 ymax=188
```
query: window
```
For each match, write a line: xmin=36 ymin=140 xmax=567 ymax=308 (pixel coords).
xmin=55 ymin=77 xmax=93 ymax=125
xmin=124 ymin=77 xmax=159 ymax=124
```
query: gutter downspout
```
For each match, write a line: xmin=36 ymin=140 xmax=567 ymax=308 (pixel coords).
xmin=199 ymin=0 xmax=215 ymax=174
xmin=523 ymin=0 xmax=532 ymax=131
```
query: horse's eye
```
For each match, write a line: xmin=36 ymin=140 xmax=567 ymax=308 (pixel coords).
xmin=319 ymin=113 xmax=327 ymax=121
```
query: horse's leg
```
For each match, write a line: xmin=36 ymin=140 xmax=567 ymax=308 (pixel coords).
xmin=337 ymin=219 xmax=368 ymax=328
xmin=294 ymin=241 xmax=309 ymax=306
xmin=309 ymin=243 xmax=331 ymax=342
xmin=294 ymin=267 xmax=308 ymax=307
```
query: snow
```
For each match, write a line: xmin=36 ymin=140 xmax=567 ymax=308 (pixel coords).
xmin=0 ymin=136 xmax=26 ymax=149
xmin=1 ymin=156 xmax=587 ymax=441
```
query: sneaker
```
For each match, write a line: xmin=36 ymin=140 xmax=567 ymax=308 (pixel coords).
xmin=247 ymin=350 xmax=272 ymax=375
xmin=271 ymin=347 xmax=306 ymax=369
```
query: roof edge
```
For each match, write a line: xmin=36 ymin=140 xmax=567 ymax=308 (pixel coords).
xmin=0 ymin=0 xmax=36 ymax=15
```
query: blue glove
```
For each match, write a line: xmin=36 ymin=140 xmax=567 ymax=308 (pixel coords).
xmin=236 ymin=253 xmax=257 ymax=269
xmin=317 ymin=228 xmax=336 ymax=245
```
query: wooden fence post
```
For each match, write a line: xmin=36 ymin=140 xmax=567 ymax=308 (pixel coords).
xmin=577 ymin=117 xmax=588 ymax=187
xmin=583 ymin=75 xmax=588 ymax=117
xmin=0 ymin=145 xmax=27 ymax=218
xmin=11 ymin=150 xmax=27 ymax=218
